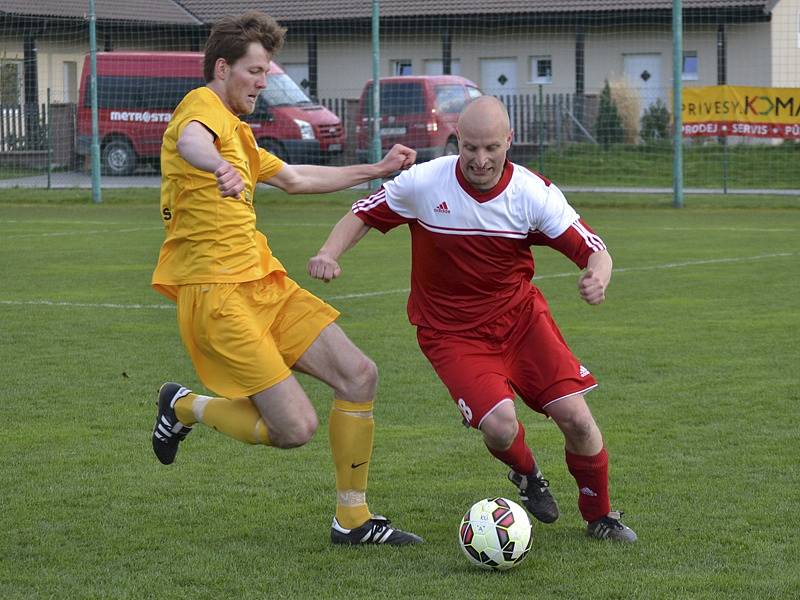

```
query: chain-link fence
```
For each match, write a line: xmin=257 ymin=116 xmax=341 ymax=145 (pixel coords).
xmin=1 ymin=1 xmax=798 ymax=192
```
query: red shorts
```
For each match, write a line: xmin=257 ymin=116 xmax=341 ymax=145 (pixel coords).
xmin=416 ymin=295 xmax=597 ymax=429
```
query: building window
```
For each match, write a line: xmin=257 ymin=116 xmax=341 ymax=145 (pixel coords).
xmin=682 ymin=51 xmax=699 ymax=80
xmin=0 ymin=60 xmax=22 ymax=105
xmin=392 ymin=60 xmax=412 ymax=76
xmin=529 ymin=56 xmax=552 ymax=84
xmin=63 ymin=61 xmax=77 ymax=103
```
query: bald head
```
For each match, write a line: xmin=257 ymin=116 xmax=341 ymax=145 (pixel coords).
xmin=456 ymin=95 xmax=513 ymax=191
xmin=458 ymin=95 xmax=511 ymax=138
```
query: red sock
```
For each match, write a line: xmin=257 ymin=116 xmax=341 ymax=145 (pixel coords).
xmin=486 ymin=421 xmax=536 ymax=476
xmin=566 ymin=447 xmax=611 ymax=523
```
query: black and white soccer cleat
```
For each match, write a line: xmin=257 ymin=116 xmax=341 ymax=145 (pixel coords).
xmin=331 ymin=515 xmax=423 ymax=545
xmin=152 ymin=382 xmax=193 ymax=465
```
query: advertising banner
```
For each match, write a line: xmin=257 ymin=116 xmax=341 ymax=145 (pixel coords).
xmin=681 ymin=85 xmax=800 ymax=139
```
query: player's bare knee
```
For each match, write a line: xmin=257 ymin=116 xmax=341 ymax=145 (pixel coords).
xmin=480 ymin=413 xmax=518 ymax=450
xmin=272 ymin=414 xmax=318 ymax=448
xmin=341 ymin=355 xmax=378 ymax=400
xmin=558 ymin=414 xmax=597 ymax=445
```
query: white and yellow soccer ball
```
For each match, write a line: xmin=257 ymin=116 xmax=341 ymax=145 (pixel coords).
xmin=458 ymin=497 xmax=533 ymax=570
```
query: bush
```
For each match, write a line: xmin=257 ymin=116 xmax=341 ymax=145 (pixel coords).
xmin=608 ymin=77 xmax=641 ymax=144
xmin=640 ymin=98 xmax=671 ymax=143
xmin=595 ymin=80 xmax=624 ymax=148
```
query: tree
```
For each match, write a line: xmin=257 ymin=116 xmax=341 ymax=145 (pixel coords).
xmin=640 ymin=98 xmax=671 ymax=143
xmin=595 ymin=80 xmax=624 ymax=148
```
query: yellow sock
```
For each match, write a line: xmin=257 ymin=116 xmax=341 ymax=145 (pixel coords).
xmin=175 ymin=393 xmax=271 ymax=445
xmin=329 ymin=398 xmax=374 ymax=528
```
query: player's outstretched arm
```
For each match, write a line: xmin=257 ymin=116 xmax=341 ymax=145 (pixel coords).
xmin=578 ymin=250 xmax=613 ymax=305
xmin=308 ymin=212 xmax=372 ymax=282
xmin=177 ymin=121 xmax=244 ymax=198
xmin=266 ymin=144 xmax=416 ymax=194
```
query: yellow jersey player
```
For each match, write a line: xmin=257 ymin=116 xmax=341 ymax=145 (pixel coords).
xmin=151 ymin=11 xmax=421 ymax=545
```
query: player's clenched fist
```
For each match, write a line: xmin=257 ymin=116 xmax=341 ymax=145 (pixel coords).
xmin=307 ymin=252 xmax=342 ymax=283
xmin=578 ymin=268 xmax=606 ymax=305
xmin=377 ymin=144 xmax=417 ymax=175
xmin=214 ymin=161 xmax=245 ymax=198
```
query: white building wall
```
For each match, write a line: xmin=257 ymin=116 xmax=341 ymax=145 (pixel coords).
xmin=726 ymin=22 xmax=772 ymax=86
xmin=770 ymin=0 xmax=800 ymax=87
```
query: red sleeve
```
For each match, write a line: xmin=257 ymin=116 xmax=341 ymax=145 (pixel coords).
xmin=351 ymin=186 xmax=414 ymax=234
xmin=527 ymin=218 xmax=606 ymax=269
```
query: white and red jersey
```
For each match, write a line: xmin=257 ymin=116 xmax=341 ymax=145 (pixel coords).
xmin=352 ymin=156 xmax=606 ymax=332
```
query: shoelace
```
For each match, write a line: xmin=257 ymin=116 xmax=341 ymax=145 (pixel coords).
xmin=602 ymin=511 xmax=625 ymax=529
xmin=510 ymin=472 xmax=551 ymax=497
xmin=523 ymin=475 xmax=550 ymax=495
xmin=532 ymin=476 xmax=550 ymax=491
xmin=364 ymin=518 xmax=397 ymax=543
xmin=369 ymin=517 xmax=391 ymax=533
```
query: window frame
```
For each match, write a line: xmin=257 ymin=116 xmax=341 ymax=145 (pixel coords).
xmin=529 ymin=55 xmax=552 ymax=85
xmin=391 ymin=59 xmax=413 ymax=76
xmin=0 ymin=60 xmax=23 ymax=105
xmin=682 ymin=51 xmax=699 ymax=81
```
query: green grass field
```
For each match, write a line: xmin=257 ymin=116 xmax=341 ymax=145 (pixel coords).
xmin=1 ymin=188 xmax=798 ymax=599
xmin=538 ymin=142 xmax=800 ymax=189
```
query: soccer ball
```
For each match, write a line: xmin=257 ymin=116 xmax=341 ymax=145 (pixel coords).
xmin=458 ymin=497 xmax=533 ymax=570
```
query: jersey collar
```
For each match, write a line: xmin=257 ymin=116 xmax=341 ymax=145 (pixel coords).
xmin=455 ymin=158 xmax=513 ymax=203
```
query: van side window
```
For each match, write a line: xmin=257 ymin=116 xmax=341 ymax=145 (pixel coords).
xmin=88 ymin=76 xmax=204 ymax=110
xmin=364 ymin=82 xmax=425 ymax=116
xmin=145 ymin=78 xmax=204 ymax=109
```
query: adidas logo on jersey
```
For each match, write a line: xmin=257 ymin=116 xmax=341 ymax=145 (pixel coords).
xmin=579 ymin=365 xmax=591 ymax=378
xmin=433 ymin=201 xmax=450 ymax=214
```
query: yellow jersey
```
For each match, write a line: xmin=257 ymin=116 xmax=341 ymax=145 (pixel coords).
xmin=152 ymin=87 xmax=285 ymax=301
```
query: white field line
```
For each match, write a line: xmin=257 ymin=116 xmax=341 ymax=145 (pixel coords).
xmin=0 ymin=299 xmax=175 ymax=310
xmin=657 ymin=226 xmax=796 ymax=233
xmin=1 ymin=221 xmax=797 ymax=237
xmin=326 ymin=252 xmax=795 ymax=299
xmin=1 ymin=251 xmax=791 ymax=310
xmin=0 ymin=220 xmax=138 ymax=225
xmin=2 ymin=226 xmax=162 ymax=239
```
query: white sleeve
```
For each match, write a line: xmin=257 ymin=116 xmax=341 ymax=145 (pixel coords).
xmin=381 ymin=164 xmax=418 ymax=219
xmin=530 ymin=182 xmax=580 ymax=239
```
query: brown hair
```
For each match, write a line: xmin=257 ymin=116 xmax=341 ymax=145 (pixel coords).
xmin=203 ymin=11 xmax=286 ymax=82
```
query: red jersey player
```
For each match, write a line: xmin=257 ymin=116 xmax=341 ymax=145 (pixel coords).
xmin=308 ymin=96 xmax=636 ymax=542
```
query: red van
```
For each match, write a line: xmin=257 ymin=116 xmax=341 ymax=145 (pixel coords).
xmin=76 ymin=52 xmax=344 ymax=175
xmin=356 ymin=75 xmax=482 ymax=163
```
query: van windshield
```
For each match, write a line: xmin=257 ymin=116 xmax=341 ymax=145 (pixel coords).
xmin=435 ymin=84 xmax=470 ymax=114
xmin=261 ymin=73 xmax=313 ymax=107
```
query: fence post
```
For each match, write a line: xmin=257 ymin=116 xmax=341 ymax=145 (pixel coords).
xmin=555 ymin=94 xmax=563 ymax=153
xmin=722 ymin=140 xmax=729 ymax=194
xmin=89 ymin=0 xmax=102 ymax=203
xmin=369 ymin=0 xmax=381 ymax=192
xmin=538 ymin=85 xmax=544 ymax=173
xmin=46 ymin=89 xmax=52 ymax=189
xmin=672 ymin=0 xmax=684 ymax=208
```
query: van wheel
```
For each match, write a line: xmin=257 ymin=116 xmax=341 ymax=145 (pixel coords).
xmin=258 ymin=138 xmax=287 ymax=161
xmin=102 ymin=139 xmax=136 ymax=176
xmin=444 ymin=137 xmax=459 ymax=156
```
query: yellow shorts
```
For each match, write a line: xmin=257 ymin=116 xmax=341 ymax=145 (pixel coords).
xmin=176 ymin=272 xmax=340 ymax=398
